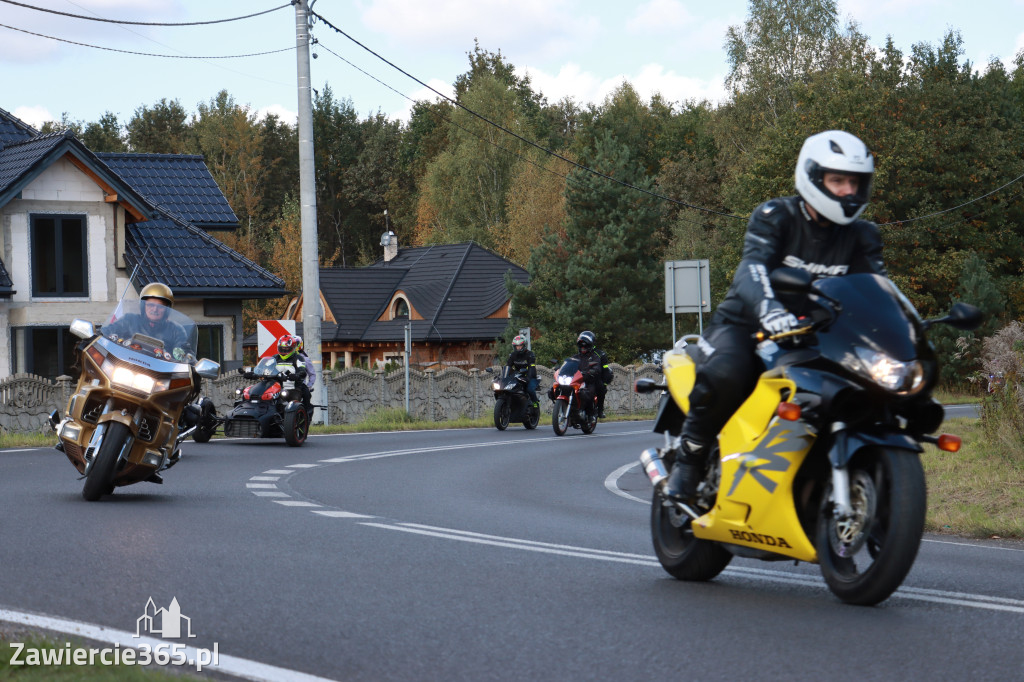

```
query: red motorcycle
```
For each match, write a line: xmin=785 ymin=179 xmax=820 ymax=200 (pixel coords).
xmin=550 ymin=358 xmax=598 ymax=436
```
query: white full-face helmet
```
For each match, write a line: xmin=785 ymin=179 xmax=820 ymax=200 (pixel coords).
xmin=795 ymin=130 xmax=874 ymax=225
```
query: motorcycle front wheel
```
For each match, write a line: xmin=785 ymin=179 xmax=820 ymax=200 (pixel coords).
xmin=494 ymin=397 xmax=510 ymax=431
xmin=523 ymin=402 xmax=540 ymax=430
xmin=82 ymin=422 xmax=130 ymax=501
xmin=816 ymin=447 xmax=926 ymax=606
xmin=284 ymin=407 xmax=309 ymax=447
xmin=552 ymin=401 xmax=569 ymax=436
xmin=651 ymin=489 xmax=731 ymax=580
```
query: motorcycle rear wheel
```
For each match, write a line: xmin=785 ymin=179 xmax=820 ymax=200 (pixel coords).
xmin=581 ymin=412 xmax=597 ymax=434
xmin=651 ymin=489 xmax=731 ymax=580
xmin=552 ymin=401 xmax=568 ymax=436
xmin=284 ymin=407 xmax=309 ymax=447
xmin=82 ymin=422 xmax=130 ymax=501
xmin=494 ymin=397 xmax=510 ymax=431
xmin=816 ymin=447 xmax=926 ymax=606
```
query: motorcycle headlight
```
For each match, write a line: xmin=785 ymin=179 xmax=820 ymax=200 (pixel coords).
xmin=853 ymin=347 xmax=924 ymax=394
xmin=492 ymin=382 xmax=501 ymax=391
xmin=557 ymin=375 xmax=573 ymax=386
xmin=103 ymin=360 xmax=169 ymax=394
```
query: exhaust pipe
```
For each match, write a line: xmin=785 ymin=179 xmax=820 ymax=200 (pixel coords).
xmin=639 ymin=448 xmax=669 ymax=487
xmin=640 ymin=448 xmax=701 ymax=520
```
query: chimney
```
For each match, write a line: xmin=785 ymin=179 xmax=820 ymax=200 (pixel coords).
xmin=381 ymin=230 xmax=398 ymax=262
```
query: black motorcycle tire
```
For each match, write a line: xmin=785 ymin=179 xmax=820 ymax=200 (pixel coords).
xmin=816 ymin=447 xmax=926 ymax=606
xmin=82 ymin=422 xmax=130 ymax=501
xmin=552 ymin=401 xmax=569 ymax=436
xmin=494 ymin=398 xmax=510 ymax=431
xmin=651 ymin=488 xmax=732 ymax=581
xmin=284 ymin=407 xmax=309 ymax=447
xmin=192 ymin=400 xmax=216 ymax=443
xmin=523 ymin=403 xmax=540 ymax=430
xmin=581 ymin=411 xmax=597 ymax=434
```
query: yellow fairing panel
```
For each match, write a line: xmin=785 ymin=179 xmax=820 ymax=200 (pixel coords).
xmin=662 ymin=348 xmax=696 ymax=413
xmin=691 ymin=375 xmax=819 ymax=562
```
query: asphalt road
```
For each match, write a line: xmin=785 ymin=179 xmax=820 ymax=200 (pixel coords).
xmin=1 ymin=419 xmax=1022 ymax=681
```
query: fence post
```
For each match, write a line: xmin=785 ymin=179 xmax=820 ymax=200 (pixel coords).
xmin=424 ymin=369 xmax=435 ymax=421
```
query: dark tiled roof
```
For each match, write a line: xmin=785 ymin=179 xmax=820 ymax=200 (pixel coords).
xmin=320 ymin=267 xmax=407 ymax=340
xmin=125 ymin=217 xmax=286 ymax=298
xmin=98 ymin=153 xmax=238 ymax=229
xmin=0 ymin=106 xmax=37 ymax=148
xmin=0 ymin=255 xmax=13 ymax=296
xmin=322 ymin=242 xmax=528 ymax=343
xmin=0 ymin=131 xmax=67 ymax=195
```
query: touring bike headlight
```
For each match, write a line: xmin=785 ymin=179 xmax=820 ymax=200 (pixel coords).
xmin=101 ymin=359 xmax=170 ymax=395
xmin=853 ymin=346 xmax=925 ymax=394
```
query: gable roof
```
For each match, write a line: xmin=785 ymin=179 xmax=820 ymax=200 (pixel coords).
xmin=320 ymin=241 xmax=529 ymax=343
xmin=0 ymin=107 xmax=285 ymax=300
xmin=126 ymin=216 xmax=285 ymax=298
xmin=98 ymin=153 xmax=239 ymax=230
xmin=0 ymin=106 xmax=37 ymax=148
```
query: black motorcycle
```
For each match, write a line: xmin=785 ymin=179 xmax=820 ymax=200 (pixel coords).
xmin=192 ymin=356 xmax=313 ymax=447
xmin=487 ymin=366 xmax=540 ymax=430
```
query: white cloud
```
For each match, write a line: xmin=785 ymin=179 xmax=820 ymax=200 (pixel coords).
xmin=255 ymin=104 xmax=298 ymax=125
xmin=359 ymin=0 xmax=598 ymax=62
xmin=12 ymin=105 xmax=55 ymax=129
xmin=520 ymin=62 xmax=726 ymax=109
xmin=627 ymin=0 xmax=693 ymax=34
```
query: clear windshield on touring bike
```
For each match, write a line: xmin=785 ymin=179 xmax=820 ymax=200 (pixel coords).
xmin=101 ymin=298 xmax=199 ymax=364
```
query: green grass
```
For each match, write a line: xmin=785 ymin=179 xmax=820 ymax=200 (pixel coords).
xmin=922 ymin=416 xmax=1024 ymax=539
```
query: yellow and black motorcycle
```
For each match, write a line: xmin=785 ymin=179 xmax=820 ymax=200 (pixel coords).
xmin=635 ymin=269 xmax=982 ymax=605
xmin=50 ymin=299 xmax=220 ymax=501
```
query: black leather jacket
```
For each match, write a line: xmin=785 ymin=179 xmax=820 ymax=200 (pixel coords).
xmin=506 ymin=349 xmax=537 ymax=379
xmin=713 ymin=195 xmax=886 ymax=327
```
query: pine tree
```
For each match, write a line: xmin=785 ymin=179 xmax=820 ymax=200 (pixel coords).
xmin=508 ymin=131 xmax=669 ymax=363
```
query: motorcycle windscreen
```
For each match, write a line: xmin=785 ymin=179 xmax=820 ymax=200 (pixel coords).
xmin=556 ymin=359 xmax=580 ymax=379
xmin=103 ymin=298 xmax=199 ymax=361
xmin=813 ymin=274 xmax=920 ymax=363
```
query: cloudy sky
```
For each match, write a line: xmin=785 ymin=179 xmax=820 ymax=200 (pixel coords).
xmin=3 ymin=0 xmax=1023 ymax=129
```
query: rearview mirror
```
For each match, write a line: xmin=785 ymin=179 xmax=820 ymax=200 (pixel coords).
xmin=769 ymin=267 xmax=813 ymax=294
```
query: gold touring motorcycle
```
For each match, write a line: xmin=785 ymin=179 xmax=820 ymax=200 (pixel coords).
xmin=50 ymin=300 xmax=220 ymax=501
xmin=635 ymin=269 xmax=982 ymax=605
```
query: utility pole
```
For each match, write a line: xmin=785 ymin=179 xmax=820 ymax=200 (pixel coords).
xmin=294 ymin=0 xmax=325 ymax=424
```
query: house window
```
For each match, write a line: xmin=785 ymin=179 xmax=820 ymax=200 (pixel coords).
xmin=197 ymin=325 xmax=223 ymax=363
xmin=31 ymin=214 xmax=88 ymax=297
xmin=11 ymin=327 xmax=80 ymax=381
xmin=392 ymin=297 xmax=409 ymax=319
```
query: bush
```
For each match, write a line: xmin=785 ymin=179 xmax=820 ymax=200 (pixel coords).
xmin=977 ymin=321 xmax=1024 ymax=439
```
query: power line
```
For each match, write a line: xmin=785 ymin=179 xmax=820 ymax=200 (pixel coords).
xmin=0 ymin=0 xmax=292 ymax=26
xmin=310 ymin=9 xmax=746 ymax=223
xmin=877 ymin=171 xmax=1024 ymax=226
xmin=0 ymin=22 xmax=295 ymax=59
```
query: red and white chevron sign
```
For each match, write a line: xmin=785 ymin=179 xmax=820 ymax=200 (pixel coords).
xmin=257 ymin=320 xmax=296 ymax=358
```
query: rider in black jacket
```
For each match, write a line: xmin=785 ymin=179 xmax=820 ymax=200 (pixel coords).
xmin=506 ymin=334 xmax=539 ymax=406
xmin=571 ymin=331 xmax=603 ymax=418
xmin=664 ymin=130 xmax=886 ymax=502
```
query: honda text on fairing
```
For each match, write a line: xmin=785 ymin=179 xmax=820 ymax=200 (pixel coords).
xmin=635 ymin=268 xmax=982 ymax=605
xmin=486 ymin=366 xmax=541 ymax=430
xmin=550 ymin=358 xmax=598 ymax=436
xmin=191 ymin=357 xmax=314 ymax=447
xmin=50 ymin=300 xmax=219 ymax=501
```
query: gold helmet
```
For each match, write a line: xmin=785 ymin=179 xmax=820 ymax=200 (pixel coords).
xmin=140 ymin=282 xmax=174 ymax=308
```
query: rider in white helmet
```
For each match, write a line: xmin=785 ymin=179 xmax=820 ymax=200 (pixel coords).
xmin=663 ymin=130 xmax=886 ymax=503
